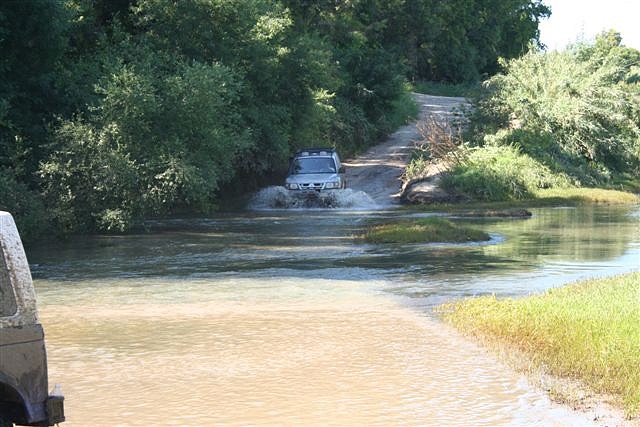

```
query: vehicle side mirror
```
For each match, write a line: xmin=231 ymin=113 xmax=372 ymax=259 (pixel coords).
xmin=339 ymin=166 xmax=345 ymax=173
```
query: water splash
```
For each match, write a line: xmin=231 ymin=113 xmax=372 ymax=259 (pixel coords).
xmin=249 ymin=186 xmax=378 ymax=210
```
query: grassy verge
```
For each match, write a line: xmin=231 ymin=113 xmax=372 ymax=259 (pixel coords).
xmin=362 ymin=217 xmax=490 ymax=244
xmin=533 ymin=187 xmax=640 ymax=204
xmin=409 ymin=187 xmax=640 ymax=212
xmin=438 ymin=272 xmax=640 ymax=417
xmin=411 ymin=80 xmax=479 ymax=98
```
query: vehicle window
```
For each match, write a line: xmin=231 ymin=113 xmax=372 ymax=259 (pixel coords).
xmin=291 ymin=157 xmax=336 ymax=174
xmin=0 ymin=245 xmax=18 ymax=317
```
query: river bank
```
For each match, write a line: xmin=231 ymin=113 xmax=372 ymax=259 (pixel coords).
xmin=439 ymin=272 xmax=640 ymax=425
xmin=404 ymin=187 xmax=640 ymax=212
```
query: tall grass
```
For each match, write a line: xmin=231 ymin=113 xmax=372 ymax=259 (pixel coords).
xmin=440 ymin=272 xmax=640 ymax=416
xmin=534 ymin=188 xmax=640 ymax=204
xmin=441 ymin=145 xmax=572 ymax=201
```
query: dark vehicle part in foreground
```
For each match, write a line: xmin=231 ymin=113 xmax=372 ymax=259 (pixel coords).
xmin=0 ymin=211 xmax=65 ymax=426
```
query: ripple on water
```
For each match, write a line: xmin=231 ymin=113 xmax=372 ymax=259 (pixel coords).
xmin=40 ymin=284 xmax=596 ymax=426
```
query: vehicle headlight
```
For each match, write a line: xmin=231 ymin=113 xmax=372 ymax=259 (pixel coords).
xmin=325 ymin=181 xmax=340 ymax=189
xmin=286 ymin=183 xmax=298 ymax=190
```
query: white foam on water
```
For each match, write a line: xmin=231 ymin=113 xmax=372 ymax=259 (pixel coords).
xmin=249 ymin=186 xmax=379 ymax=210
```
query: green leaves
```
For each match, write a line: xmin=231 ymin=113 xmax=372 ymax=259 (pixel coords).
xmin=442 ymin=145 xmax=571 ymax=201
xmin=468 ymin=32 xmax=640 ymax=187
xmin=3 ymin=0 xmax=547 ymax=238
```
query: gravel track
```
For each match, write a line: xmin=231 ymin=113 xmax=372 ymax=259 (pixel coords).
xmin=343 ymin=93 xmax=466 ymax=206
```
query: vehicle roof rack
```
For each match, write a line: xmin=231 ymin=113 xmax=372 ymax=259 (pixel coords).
xmin=295 ymin=148 xmax=336 ymax=156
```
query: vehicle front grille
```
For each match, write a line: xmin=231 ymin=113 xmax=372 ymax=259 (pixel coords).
xmin=299 ymin=183 xmax=324 ymax=190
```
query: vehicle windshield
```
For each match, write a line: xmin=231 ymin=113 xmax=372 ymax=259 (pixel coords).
xmin=290 ymin=157 xmax=336 ymax=174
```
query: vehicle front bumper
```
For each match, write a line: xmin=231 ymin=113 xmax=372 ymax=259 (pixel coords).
xmin=285 ymin=183 xmax=342 ymax=191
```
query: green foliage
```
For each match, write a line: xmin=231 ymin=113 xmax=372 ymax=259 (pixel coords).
xmin=404 ymin=155 xmax=433 ymax=182
xmin=412 ymin=81 xmax=480 ymax=97
xmin=468 ymin=33 xmax=640 ymax=186
xmin=336 ymin=0 xmax=550 ymax=83
xmin=0 ymin=0 xmax=71 ymax=178
xmin=0 ymin=171 xmax=48 ymax=242
xmin=441 ymin=145 xmax=571 ymax=201
xmin=385 ymin=92 xmax=420 ymax=133
xmin=440 ymin=272 xmax=640 ymax=416
xmin=42 ymin=54 xmax=249 ymax=232
xmin=39 ymin=120 xmax=140 ymax=234
xmin=0 ymin=0 xmax=554 ymax=238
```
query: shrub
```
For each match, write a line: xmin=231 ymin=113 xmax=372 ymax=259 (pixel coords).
xmin=441 ymin=145 xmax=571 ymax=201
xmin=39 ymin=121 xmax=140 ymax=234
xmin=467 ymin=34 xmax=640 ymax=186
xmin=0 ymin=171 xmax=49 ymax=242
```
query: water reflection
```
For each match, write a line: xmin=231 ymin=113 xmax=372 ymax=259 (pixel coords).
xmin=479 ymin=207 xmax=638 ymax=262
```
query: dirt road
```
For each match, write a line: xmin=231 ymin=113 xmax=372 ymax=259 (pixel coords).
xmin=343 ymin=93 xmax=466 ymax=205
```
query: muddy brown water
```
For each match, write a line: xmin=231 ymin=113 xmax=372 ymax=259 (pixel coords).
xmin=28 ymin=205 xmax=640 ymax=426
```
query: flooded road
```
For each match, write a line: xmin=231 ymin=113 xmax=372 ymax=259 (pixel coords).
xmin=28 ymin=205 xmax=640 ymax=426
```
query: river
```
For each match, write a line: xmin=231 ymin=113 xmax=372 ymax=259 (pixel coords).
xmin=28 ymin=204 xmax=640 ymax=426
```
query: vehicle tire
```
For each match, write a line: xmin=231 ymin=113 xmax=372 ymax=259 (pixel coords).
xmin=0 ymin=415 xmax=13 ymax=427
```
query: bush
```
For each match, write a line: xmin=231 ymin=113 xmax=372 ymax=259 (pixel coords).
xmin=441 ymin=145 xmax=571 ymax=201
xmin=0 ymin=171 xmax=49 ymax=242
xmin=39 ymin=121 xmax=140 ymax=234
xmin=386 ymin=91 xmax=420 ymax=130
xmin=467 ymin=34 xmax=640 ymax=186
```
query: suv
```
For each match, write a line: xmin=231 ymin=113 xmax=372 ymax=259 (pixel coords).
xmin=0 ymin=212 xmax=65 ymax=426
xmin=285 ymin=148 xmax=346 ymax=192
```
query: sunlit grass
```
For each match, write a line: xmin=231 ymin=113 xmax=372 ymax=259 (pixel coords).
xmin=533 ymin=187 xmax=640 ymax=204
xmin=362 ymin=217 xmax=489 ymax=244
xmin=410 ymin=187 xmax=639 ymax=212
xmin=439 ymin=272 xmax=640 ymax=416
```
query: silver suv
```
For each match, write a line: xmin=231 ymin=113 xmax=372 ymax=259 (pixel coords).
xmin=284 ymin=148 xmax=346 ymax=192
xmin=0 ymin=211 xmax=65 ymax=426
